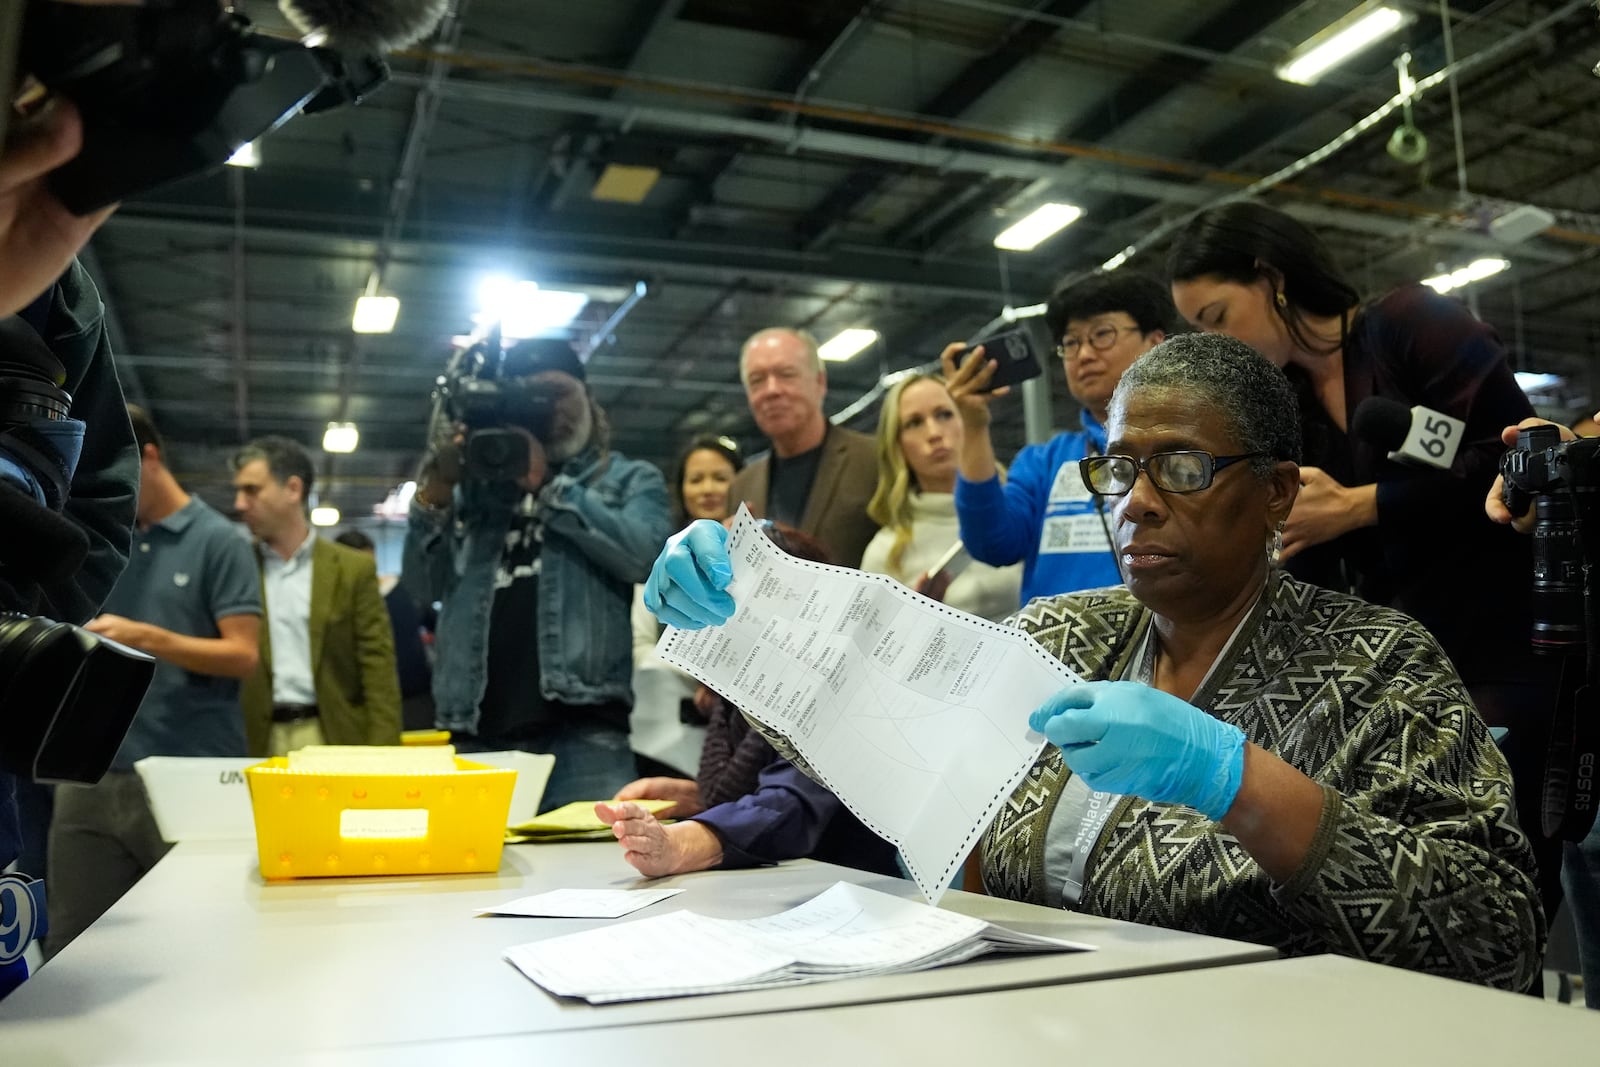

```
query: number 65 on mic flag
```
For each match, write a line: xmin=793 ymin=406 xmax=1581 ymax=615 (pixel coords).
xmin=1352 ymin=397 xmax=1465 ymax=471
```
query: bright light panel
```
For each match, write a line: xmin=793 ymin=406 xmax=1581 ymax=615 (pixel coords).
xmin=1421 ymin=257 xmax=1510 ymax=295
xmin=310 ymin=506 xmax=341 ymax=527
xmin=1101 ymin=246 xmax=1135 ymax=272
xmin=475 ymin=277 xmax=589 ymax=340
xmin=225 ymin=141 xmax=260 ymax=168
xmin=351 ymin=295 xmax=400 ymax=334
xmin=1277 ymin=5 xmax=1406 ymax=85
xmin=818 ymin=328 xmax=879 ymax=363
xmin=1514 ymin=372 xmax=1565 ymax=394
xmin=994 ymin=203 xmax=1083 ymax=252
xmin=322 ymin=422 xmax=360 ymax=454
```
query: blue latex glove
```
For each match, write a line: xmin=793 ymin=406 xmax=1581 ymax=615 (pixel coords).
xmin=1028 ymin=680 xmax=1247 ymax=821
xmin=643 ymin=520 xmax=736 ymax=629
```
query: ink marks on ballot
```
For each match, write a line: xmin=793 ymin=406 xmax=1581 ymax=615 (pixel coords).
xmin=1039 ymin=460 xmax=1109 ymax=555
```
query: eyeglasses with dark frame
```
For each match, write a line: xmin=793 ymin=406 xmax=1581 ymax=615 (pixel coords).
xmin=1079 ymin=450 xmax=1268 ymax=496
xmin=1055 ymin=324 xmax=1143 ymax=361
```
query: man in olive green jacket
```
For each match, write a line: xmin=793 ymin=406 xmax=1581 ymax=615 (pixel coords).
xmin=232 ymin=437 xmax=401 ymax=756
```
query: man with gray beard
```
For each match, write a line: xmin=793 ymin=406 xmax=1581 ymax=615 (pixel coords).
xmin=402 ymin=340 xmax=672 ymax=810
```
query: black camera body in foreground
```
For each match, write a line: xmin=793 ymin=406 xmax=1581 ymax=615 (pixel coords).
xmin=432 ymin=338 xmax=558 ymax=484
xmin=1500 ymin=424 xmax=1600 ymax=840
xmin=0 ymin=614 xmax=154 ymax=784
xmin=1500 ymin=425 xmax=1600 ymax=655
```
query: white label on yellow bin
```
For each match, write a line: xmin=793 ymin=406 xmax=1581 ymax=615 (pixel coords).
xmin=340 ymin=809 xmax=429 ymax=839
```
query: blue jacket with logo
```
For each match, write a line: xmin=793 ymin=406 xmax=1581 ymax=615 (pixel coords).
xmin=401 ymin=445 xmax=672 ymax=734
xmin=954 ymin=410 xmax=1122 ymax=606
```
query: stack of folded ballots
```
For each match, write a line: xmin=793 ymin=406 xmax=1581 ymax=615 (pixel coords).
xmin=505 ymin=799 xmax=674 ymax=844
xmin=504 ymin=881 xmax=1091 ymax=1002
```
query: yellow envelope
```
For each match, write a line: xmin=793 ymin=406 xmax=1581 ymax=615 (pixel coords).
xmin=509 ymin=799 xmax=675 ymax=836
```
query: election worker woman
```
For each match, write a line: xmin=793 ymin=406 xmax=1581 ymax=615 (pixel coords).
xmin=861 ymin=373 xmax=1020 ymax=622
xmin=642 ymin=333 xmax=1544 ymax=991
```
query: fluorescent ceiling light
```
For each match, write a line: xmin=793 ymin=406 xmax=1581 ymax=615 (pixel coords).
xmin=1277 ymin=5 xmax=1407 ymax=85
xmin=351 ymin=294 xmax=400 ymax=334
xmin=322 ymin=422 xmax=360 ymax=454
xmin=1421 ymin=257 xmax=1509 ymax=295
xmin=475 ymin=277 xmax=589 ymax=340
xmin=310 ymin=506 xmax=341 ymax=527
xmin=1002 ymin=303 xmax=1048 ymax=321
xmin=1101 ymin=246 xmax=1135 ymax=272
xmin=818 ymin=329 xmax=879 ymax=362
xmin=994 ymin=203 xmax=1083 ymax=252
xmin=225 ymin=141 xmax=260 ymax=168
xmin=1514 ymin=372 xmax=1566 ymax=394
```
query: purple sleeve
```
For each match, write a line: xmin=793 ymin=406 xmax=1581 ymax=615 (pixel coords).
xmin=691 ymin=758 xmax=845 ymax=868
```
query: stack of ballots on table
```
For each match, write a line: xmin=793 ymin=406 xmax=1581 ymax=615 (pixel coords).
xmin=504 ymin=881 xmax=1091 ymax=1002
xmin=505 ymin=799 xmax=675 ymax=844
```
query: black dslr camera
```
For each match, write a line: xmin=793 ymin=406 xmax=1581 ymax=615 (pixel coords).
xmin=16 ymin=0 xmax=388 ymax=215
xmin=431 ymin=333 xmax=559 ymax=484
xmin=1500 ymin=425 xmax=1600 ymax=655
xmin=1500 ymin=423 xmax=1600 ymax=840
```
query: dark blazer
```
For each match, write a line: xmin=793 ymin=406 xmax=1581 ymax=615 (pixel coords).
xmin=729 ymin=424 xmax=879 ymax=568
xmin=242 ymin=537 xmax=402 ymax=755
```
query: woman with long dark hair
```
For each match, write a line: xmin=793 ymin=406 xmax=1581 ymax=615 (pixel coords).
xmin=1167 ymin=201 xmax=1558 ymax=919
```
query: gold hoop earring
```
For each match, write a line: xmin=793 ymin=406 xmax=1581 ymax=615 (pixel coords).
xmin=1275 ymin=291 xmax=1288 ymax=308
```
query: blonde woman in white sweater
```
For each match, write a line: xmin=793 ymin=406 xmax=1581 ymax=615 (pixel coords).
xmin=862 ymin=374 xmax=1021 ymax=622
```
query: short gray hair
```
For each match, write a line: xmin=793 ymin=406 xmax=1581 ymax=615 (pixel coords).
xmin=738 ymin=327 xmax=822 ymax=383
xmin=1109 ymin=333 xmax=1301 ymax=477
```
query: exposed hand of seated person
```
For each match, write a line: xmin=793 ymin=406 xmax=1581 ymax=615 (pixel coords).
xmin=594 ymin=801 xmax=723 ymax=878
xmin=643 ymin=519 xmax=735 ymax=629
xmin=613 ymin=777 xmax=705 ymax=819
xmin=1029 ymin=681 xmax=1247 ymax=821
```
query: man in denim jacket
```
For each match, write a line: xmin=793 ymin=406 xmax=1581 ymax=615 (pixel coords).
xmin=402 ymin=340 xmax=672 ymax=811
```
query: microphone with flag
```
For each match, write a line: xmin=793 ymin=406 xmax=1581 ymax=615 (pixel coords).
xmin=1350 ymin=397 xmax=1466 ymax=471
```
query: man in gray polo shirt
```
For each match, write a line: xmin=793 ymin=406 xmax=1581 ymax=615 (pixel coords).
xmin=46 ymin=407 xmax=261 ymax=956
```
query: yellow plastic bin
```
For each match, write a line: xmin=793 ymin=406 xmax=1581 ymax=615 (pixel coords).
xmin=245 ymin=756 xmax=516 ymax=879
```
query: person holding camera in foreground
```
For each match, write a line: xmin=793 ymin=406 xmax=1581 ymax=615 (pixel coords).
xmin=649 ymin=334 xmax=1544 ymax=991
xmin=1487 ymin=414 xmax=1600 ymax=1009
xmin=402 ymin=339 xmax=672 ymax=811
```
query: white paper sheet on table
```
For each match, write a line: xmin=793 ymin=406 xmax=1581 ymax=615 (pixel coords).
xmin=478 ymin=888 xmax=683 ymax=919
xmin=503 ymin=881 xmax=1091 ymax=1003
xmin=656 ymin=506 xmax=1081 ymax=903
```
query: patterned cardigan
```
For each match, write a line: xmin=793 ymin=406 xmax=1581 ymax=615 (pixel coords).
xmin=982 ymin=571 xmax=1545 ymax=991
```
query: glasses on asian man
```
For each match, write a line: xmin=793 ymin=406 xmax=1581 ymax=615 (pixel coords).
xmin=1055 ymin=324 xmax=1142 ymax=360
xmin=1078 ymin=450 xmax=1267 ymax=496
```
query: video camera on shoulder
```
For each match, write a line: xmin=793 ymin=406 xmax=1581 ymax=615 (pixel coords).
xmin=431 ymin=330 xmax=562 ymax=484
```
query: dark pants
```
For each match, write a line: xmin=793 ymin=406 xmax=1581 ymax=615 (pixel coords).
xmin=45 ymin=772 xmax=172 ymax=958
xmin=457 ymin=720 xmax=635 ymax=813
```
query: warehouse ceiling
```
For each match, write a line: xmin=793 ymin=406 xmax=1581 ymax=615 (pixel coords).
xmin=89 ymin=0 xmax=1600 ymax=522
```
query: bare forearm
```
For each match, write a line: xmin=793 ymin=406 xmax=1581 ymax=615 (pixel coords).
xmin=1220 ymin=743 xmax=1326 ymax=884
xmin=142 ymin=627 xmax=259 ymax=678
